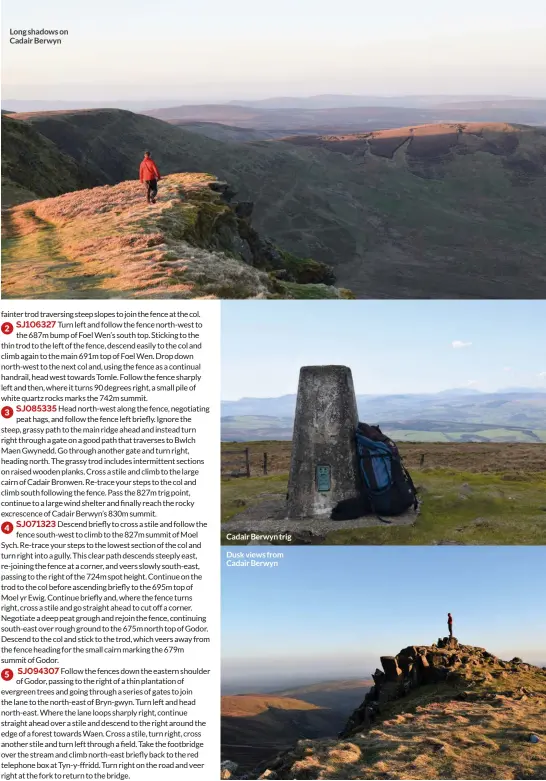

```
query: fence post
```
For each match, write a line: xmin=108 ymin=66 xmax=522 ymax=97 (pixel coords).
xmin=263 ymin=452 xmax=268 ymax=476
xmin=244 ymin=448 xmax=251 ymax=478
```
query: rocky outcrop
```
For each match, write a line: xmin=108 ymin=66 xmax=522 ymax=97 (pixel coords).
xmin=224 ymin=641 xmax=546 ymax=779
xmin=206 ymin=185 xmax=337 ymax=286
xmin=339 ymin=637 xmax=539 ymax=738
xmin=2 ymin=172 xmax=353 ymax=300
xmin=341 ymin=637 xmax=475 ymax=736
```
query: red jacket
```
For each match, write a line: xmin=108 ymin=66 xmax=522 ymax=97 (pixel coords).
xmin=140 ymin=157 xmax=160 ymax=182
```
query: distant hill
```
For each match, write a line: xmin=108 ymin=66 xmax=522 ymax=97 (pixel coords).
xmin=144 ymin=103 xmax=546 ymax=131
xmin=1 ymin=115 xmax=97 ymax=204
xmin=3 ymin=110 xmax=546 ymax=297
xmin=273 ymin=679 xmax=373 ymax=711
xmin=221 ymin=694 xmax=342 ymax=772
xmin=221 ymin=390 xmax=546 ymax=442
xmin=228 ymin=94 xmax=545 ymax=110
xmin=171 ymin=122 xmax=277 ymax=143
xmin=223 ymin=641 xmax=546 ymax=779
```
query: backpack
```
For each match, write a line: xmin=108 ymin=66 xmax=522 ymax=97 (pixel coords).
xmin=355 ymin=422 xmax=418 ymax=517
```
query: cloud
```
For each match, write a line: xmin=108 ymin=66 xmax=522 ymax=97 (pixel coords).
xmin=452 ymin=340 xmax=472 ymax=349
xmin=538 ymin=372 xmax=546 ymax=379
xmin=466 ymin=380 xmax=478 ymax=387
xmin=503 ymin=366 xmax=512 ymax=372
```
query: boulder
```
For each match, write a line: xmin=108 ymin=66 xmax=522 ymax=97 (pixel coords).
xmin=417 ymin=653 xmax=430 ymax=670
xmin=427 ymin=652 xmax=448 ymax=667
xmin=341 ymin=640 xmax=532 ymax=740
xmin=399 ymin=646 xmax=419 ymax=658
xmin=438 ymin=636 xmax=459 ymax=649
xmin=221 ymin=759 xmax=238 ymax=779
xmin=234 ymin=201 xmax=254 ymax=219
xmin=208 ymin=180 xmax=237 ymax=201
xmin=381 ymin=656 xmax=403 ymax=682
xmin=397 ymin=654 xmax=415 ymax=675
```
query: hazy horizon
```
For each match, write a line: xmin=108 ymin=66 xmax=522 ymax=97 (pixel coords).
xmin=2 ymin=91 xmax=545 ymax=109
xmin=222 ymin=301 xmax=546 ymax=398
xmin=3 ymin=0 xmax=545 ymax=101
xmin=221 ymin=386 xmax=546 ymax=403
xmin=222 ymin=547 xmax=546 ymax=689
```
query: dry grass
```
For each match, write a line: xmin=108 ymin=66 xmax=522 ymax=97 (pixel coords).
xmin=1 ymin=173 xmax=273 ymax=299
xmin=267 ymin=661 xmax=546 ymax=779
xmin=221 ymin=442 xmax=546 ymax=544
xmin=221 ymin=441 xmax=546 ymax=478
xmin=281 ymin=695 xmax=545 ymax=779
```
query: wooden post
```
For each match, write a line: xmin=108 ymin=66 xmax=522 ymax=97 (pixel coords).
xmin=244 ymin=448 xmax=251 ymax=478
xmin=420 ymin=453 xmax=425 ymax=467
xmin=263 ymin=452 xmax=268 ymax=476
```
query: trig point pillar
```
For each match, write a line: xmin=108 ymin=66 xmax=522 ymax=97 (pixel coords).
xmin=287 ymin=365 xmax=361 ymax=518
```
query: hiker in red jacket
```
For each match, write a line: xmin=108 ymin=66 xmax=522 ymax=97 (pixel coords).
xmin=139 ymin=151 xmax=161 ymax=204
xmin=447 ymin=612 xmax=453 ymax=638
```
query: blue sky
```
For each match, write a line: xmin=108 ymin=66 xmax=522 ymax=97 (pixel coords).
xmin=3 ymin=0 xmax=545 ymax=99
xmin=221 ymin=300 xmax=546 ymax=398
xmin=222 ymin=546 xmax=546 ymax=690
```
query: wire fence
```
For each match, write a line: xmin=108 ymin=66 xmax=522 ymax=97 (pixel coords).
xmin=221 ymin=447 xmax=270 ymax=478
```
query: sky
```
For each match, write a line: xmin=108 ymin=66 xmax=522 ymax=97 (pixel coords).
xmin=2 ymin=0 xmax=546 ymax=101
xmin=222 ymin=546 xmax=546 ymax=690
xmin=221 ymin=300 xmax=546 ymax=398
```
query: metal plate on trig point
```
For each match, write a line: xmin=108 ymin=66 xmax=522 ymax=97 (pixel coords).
xmin=316 ymin=465 xmax=331 ymax=492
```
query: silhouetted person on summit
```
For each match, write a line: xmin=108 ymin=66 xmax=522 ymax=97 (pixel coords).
xmin=139 ymin=151 xmax=161 ymax=204
xmin=447 ymin=612 xmax=453 ymax=638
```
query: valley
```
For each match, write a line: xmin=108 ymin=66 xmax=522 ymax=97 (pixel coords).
xmin=2 ymin=110 xmax=546 ymax=298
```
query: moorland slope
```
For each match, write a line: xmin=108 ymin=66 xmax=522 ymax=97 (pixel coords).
xmin=3 ymin=111 xmax=546 ymax=297
xmin=222 ymin=641 xmax=546 ymax=779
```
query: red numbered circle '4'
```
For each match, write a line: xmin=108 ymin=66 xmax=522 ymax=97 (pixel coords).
xmin=1 ymin=406 xmax=14 ymax=418
xmin=1 ymin=322 xmax=14 ymax=335
xmin=1 ymin=669 xmax=14 ymax=681
xmin=1 ymin=522 xmax=14 ymax=534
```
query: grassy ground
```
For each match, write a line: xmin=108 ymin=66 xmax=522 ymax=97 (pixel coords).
xmin=221 ymin=442 xmax=546 ymax=544
xmin=259 ymin=654 xmax=546 ymax=780
xmin=1 ymin=171 xmax=350 ymax=300
xmin=273 ymin=694 xmax=546 ymax=779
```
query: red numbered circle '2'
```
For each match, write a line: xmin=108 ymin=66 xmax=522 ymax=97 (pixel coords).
xmin=1 ymin=407 xmax=14 ymax=419
xmin=1 ymin=322 xmax=14 ymax=335
xmin=1 ymin=522 xmax=13 ymax=534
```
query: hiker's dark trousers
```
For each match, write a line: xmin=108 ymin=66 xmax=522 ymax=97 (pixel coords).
xmin=448 ymin=624 xmax=453 ymax=638
xmin=144 ymin=179 xmax=158 ymax=202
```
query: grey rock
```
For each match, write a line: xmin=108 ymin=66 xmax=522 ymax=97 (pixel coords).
xmin=287 ymin=366 xmax=361 ymax=519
